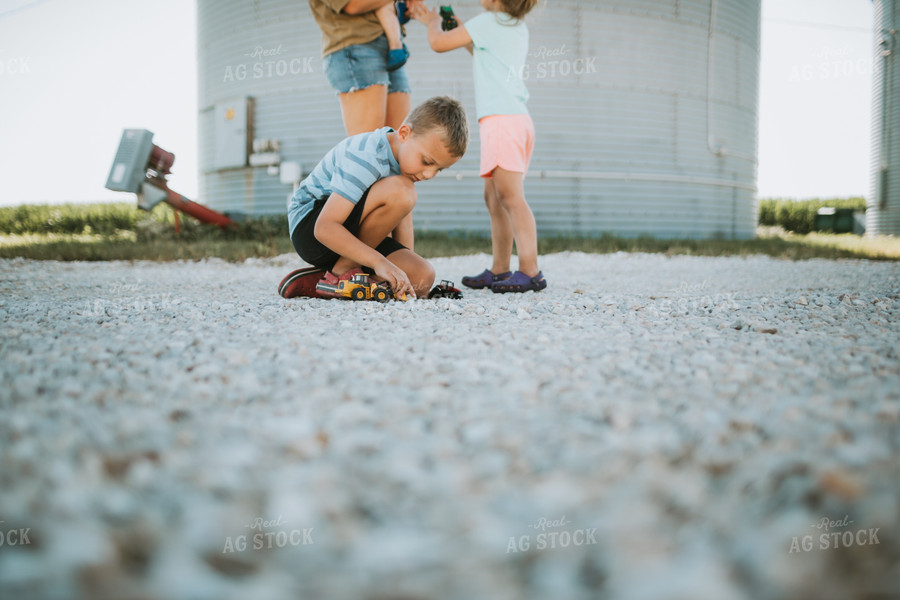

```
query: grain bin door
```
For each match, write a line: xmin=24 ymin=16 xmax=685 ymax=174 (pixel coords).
xmin=213 ymin=97 xmax=251 ymax=170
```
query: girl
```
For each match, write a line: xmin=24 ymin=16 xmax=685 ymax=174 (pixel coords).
xmin=411 ymin=0 xmax=546 ymax=293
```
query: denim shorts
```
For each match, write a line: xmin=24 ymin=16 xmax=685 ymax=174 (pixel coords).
xmin=323 ymin=34 xmax=411 ymax=95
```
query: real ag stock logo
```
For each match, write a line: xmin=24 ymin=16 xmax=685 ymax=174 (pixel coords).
xmin=507 ymin=44 xmax=598 ymax=82
xmin=506 ymin=515 xmax=598 ymax=554
xmin=222 ymin=515 xmax=314 ymax=553
xmin=0 ymin=51 xmax=30 ymax=76
xmin=789 ymin=515 xmax=881 ymax=554
xmin=223 ymin=44 xmax=315 ymax=82
xmin=0 ymin=521 xmax=32 ymax=547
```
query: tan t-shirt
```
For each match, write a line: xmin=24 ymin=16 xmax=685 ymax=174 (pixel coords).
xmin=308 ymin=0 xmax=385 ymax=57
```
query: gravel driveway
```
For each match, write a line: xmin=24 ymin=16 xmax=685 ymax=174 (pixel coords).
xmin=1 ymin=252 xmax=899 ymax=599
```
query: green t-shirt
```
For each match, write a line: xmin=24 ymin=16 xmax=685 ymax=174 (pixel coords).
xmin=464 ymin=11 xmax=530 ymax=120
xmin=308 ymin=0 xmax=385 ymax=57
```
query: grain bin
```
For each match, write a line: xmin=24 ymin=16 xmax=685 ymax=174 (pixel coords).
xmin=871 ymin=0 xmax=900 ymax=236
xmin=197 ymin=0 xmax=761 ymax=239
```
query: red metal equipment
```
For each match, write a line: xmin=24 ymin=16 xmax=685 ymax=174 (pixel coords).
xmin=106 ymin=129 xmax=235 ymax=229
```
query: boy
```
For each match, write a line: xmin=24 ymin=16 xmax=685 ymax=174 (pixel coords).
xmin=280 ymin=96 xmax=468 ymax=300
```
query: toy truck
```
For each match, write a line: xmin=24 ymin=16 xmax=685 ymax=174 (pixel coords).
xmin=428 ymin=280 xmax=463 ymax=299
xmin=328 ymin=272 xmax=393 ymax=302
xmin=440 ymin=6 xmax=459 ymax=31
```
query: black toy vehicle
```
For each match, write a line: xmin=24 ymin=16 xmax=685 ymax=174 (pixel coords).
xmin=428 ymin=280 xmax=463 ymax=299
xmin=440 ymin=6 xmax=459 ymax=31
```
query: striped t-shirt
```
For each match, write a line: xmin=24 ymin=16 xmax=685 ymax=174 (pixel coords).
xmin=288 ymin=127 xmax=402 ymax=236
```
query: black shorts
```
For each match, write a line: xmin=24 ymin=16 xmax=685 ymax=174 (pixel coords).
xmin=290 ymin=190 xmax=407 ymax=273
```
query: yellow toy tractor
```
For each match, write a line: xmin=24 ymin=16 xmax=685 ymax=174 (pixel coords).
xmin=332 ymin=272 xmax=393 ymax=302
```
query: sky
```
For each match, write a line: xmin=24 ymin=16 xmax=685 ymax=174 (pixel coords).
xmin=0 ymin=0 xmax=876 ymax=206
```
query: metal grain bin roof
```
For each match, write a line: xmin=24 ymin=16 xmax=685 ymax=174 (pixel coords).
xmin=197 ymin=0 xmax=760 ymax=239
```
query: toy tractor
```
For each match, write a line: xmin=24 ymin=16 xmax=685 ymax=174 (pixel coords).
xmin=326 ymin=272 xmax=393 ymax=302
xmin=440 ymin=6 xmax=459 ymax=31
xmin=428 ymin=280 xmax=463 ymax=299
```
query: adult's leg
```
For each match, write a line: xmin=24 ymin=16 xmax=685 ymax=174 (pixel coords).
xmin=483 ymin=176 xmax=515 ymax=275
xmin=338 ymin=84 xmax=388 ymax=136
xmin=492 ymin=167 xmax=539 ymax=277
xmin=385 ymin=91 xmax=411 ymax=130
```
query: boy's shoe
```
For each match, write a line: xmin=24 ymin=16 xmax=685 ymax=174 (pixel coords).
xmin=397 ymin=0 xmax=410 ymax=25
xmin=491 ymin=271 xmax=547 ymax=293
xmin=278 ymin=267 xmax=327 ymax=298
xmin=387 ymin=44 xmax=409 ymax=72
xmin=461 ymin=269 xmax=512 ymax=289
xmin=315 ymin=268 xmax=366 ymax=299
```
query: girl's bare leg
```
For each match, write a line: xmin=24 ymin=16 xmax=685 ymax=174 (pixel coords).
xmin=491 ymin=167 xmax=539 ymax=277
xmin=483 ymin=176 xmax=514 ymax=275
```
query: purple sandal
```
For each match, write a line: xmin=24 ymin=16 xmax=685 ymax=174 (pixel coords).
xmin=461 ymin=269 xmax=512 ymax=289
xmin=491 ymin=271 xmax=547 ymax=293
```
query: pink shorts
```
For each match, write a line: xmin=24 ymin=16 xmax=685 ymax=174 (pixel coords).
xmin=479 ymin=114 xmax=535 ymax=178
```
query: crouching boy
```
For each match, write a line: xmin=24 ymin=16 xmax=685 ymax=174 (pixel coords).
xmin=283 ymin=96 xmax=468 ymax=300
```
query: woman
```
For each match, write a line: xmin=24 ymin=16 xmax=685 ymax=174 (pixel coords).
xmin=308 ymin=0 xmax=421 ymax=135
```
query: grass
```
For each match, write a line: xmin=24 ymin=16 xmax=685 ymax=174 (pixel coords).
xmin=0 ymin=201 xmax=898 ymax=262
xmin=758 ymin=197 xmax=867 ymax=234
xmin=0 ymin=233 xmax=291 ymax=262
xmin=0 ymin=202 xmax=142 ymax=236
xmin=759 ymin=227 xmax=900 ymax=260
xmin=1 ymin=227 xmax=898 ymax=263
xmin=533 ymin=228 xmax=900 ymax=261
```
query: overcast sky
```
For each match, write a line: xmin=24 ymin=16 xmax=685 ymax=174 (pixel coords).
xmin=0 ymin=0 xmax=875 ymax=206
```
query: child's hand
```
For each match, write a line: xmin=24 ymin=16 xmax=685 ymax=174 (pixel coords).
xmin=374 ymin=258 xmax=417 ymax=299
xmin=409 ymin=2 xmax=439 ymax=25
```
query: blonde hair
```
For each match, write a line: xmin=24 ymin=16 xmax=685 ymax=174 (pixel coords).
xmin=499 ymin=0 xmax=538 ymax=20
xmin=405 ymin=96 xmax=469 ymax=157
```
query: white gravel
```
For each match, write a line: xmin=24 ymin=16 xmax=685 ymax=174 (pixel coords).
xmin=0 ymin=251 xmax=899 ymax=600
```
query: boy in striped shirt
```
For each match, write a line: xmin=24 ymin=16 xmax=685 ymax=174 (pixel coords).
xmin=285 ymin=96 xmax=468 ymax=300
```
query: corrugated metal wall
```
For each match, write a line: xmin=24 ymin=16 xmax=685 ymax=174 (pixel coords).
xmin=871 ymin=0 xmax=900 ymax=235
xmin=198 ymin=0 xmax=760 ymax=239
